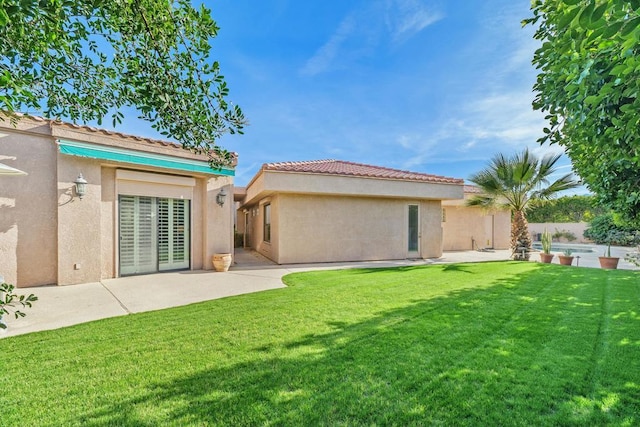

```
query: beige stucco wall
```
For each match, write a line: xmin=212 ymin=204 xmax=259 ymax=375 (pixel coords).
xmin=204 ymin=177 xmax=234 ymax=268
xmin=263 ymin=196 xmax=281 ymax=261
xmin=441 ymin=194 xmax=511 ymax=251
xmin=101 ymin=167 xmax=116 ymax=279
xmin=246 ymin=194 xmax=443 ymax=264
xmin=441 ymin=205 xmax=510 ymax=251
xmin=421 ymin=200 xmax=444 ymax=257
xmin=0 ymin=121 xmax=58 ymax=287
xmin=528 ymin=222 xmax=590 ymax=243
xmin=0 ymin=117 xmax=235 ymax=287
xmin=245 ymin=202 xmax=264 ymax=253
xmin=57 ymin=154 xmax=103 ymax=285
xmin=493 ymin=212 xmax=511 ymax=249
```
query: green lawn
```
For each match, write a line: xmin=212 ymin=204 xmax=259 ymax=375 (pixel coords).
xmin=1 ymin=262 xmax=639 ymax=426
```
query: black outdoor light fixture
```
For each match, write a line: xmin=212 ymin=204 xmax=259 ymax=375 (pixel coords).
xmin=216 ymin=188 xmax=227 ymax=207
xmin=74 ymin=173 xmax=87 ymax=200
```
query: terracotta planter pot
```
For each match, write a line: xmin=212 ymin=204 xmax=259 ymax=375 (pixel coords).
xmin=540 ymin=253 xmax=554 ymax=263
xmin=212 ymin=253 xmax=233 ymax=272
xmin=558 ymin=255 xmax=574 ymax=266
xmin=598 ymin=256 xmax=619 ymax=270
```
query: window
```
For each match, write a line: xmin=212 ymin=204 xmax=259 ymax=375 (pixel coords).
xmin=408 ymin=204 xmax=419 ymax=252
xmin=263 ymin=203 xmax=271 ymax=243
xmin=119 ymin=195 xmax=190 ymax=276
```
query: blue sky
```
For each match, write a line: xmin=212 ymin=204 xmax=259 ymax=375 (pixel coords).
xmin=118 ymin=0 xmax=579 ymax=188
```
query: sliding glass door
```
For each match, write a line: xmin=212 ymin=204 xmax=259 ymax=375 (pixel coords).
xmin=119 ymin=195 xmax=190 ymax=276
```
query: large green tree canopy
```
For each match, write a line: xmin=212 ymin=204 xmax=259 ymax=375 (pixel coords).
xmin=0 ymin=0 xmax=245 ymax=168
xmin=525 ymin=0 xmax=640 ymax=224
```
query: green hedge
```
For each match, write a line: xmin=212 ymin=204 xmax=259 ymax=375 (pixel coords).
xmin=527 ymin=195 xmax=607 ymax=223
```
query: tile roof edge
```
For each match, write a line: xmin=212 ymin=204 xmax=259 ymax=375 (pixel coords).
xmin=262 ymin=159 xmax=463 ymax=184
xmin=7 ymin=112 xmax=239 ymax=164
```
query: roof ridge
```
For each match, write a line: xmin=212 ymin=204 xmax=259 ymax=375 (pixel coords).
xmin=261 ymin=159 xmax=463 ymax=184
xmin=332 ymin=159 xmax=456 ymax=180
xmin=264 ymin=159 xmax=335 ymax=168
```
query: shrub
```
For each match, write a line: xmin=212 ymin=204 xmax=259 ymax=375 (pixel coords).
xmin=0 ymin=282 xmax=38 ymax=329
xmin=552 ymin=229 xmax=576 ymax=242
xmin=625 ymin=249 xmax=640 ymax=267
xmin=584 ymin=214 xmax=640 ymax=246
xmin=527 ymin=195 xmax=607 ymax=223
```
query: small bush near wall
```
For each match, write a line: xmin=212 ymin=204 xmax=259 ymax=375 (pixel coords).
xmin=552 ymin=229 xmax=576 ymax=242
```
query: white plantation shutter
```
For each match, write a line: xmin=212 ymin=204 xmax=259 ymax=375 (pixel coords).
xmin=172 ymin=199 xmax=190 ymax=268
xmin=136 ymin=197 xmax=158 ymax=273
xmin=158 ymin=198 xmax=170 ymax=267
xmin=119 ymin=195 xmax=136 ymax=275
xmin=119 ymin=196 xmax=159 ymax=275
xmin=158 ymin=198 xmax=190 ymax=271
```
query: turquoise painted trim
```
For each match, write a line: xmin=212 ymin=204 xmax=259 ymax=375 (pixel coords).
xmin=57 ymin=139 xmax=235 ymax=176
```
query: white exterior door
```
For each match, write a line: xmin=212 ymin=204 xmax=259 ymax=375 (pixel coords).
xmin=408 ymin=204 xmax=420 ymax=258
xmin=119 ymin=195 xmax=190 ymax=276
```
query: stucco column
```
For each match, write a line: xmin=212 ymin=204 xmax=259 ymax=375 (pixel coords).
xmin=421 ymin=200 xmax=443 ymax=258
xmin=204 ymin=177 xmax=234 ymax=269
xmin=57 ymin=155 xmax=103 ymax=285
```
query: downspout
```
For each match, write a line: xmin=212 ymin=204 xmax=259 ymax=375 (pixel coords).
xmin=229 ymin=184 xmax=234 ymax=259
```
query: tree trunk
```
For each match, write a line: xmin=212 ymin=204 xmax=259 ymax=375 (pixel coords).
xmin=511 ymin=210 xmax=532 ymax=261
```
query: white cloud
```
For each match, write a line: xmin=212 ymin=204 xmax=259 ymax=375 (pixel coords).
xmin=300 ymin=14 xmax=357 ymax=76
xmin=385 ymin=0 xmax=443 ymax=42
xmin=301 ymin=0 xmax=442 ymax=76
xmin=395 ymin=86 xmax=566 ymax=172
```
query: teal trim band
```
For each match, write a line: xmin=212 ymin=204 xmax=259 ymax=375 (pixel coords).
xmin=57 ymin=139 xmax=235 ymax=176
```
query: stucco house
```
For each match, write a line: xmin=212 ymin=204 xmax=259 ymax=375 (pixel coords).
xmin=442 ymin=185 xmax=510 ymax=251
xmin=235 ymin=160 xmax=511 ymax=265
xmin=0 ymin=115 xmax=235 ymax=288
xmin=236 ymin=160 xmax=457 ymax=264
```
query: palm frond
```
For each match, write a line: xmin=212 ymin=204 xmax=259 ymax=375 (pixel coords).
xmin=534 ymin=173 xmax=581 ymax=200
xmin=468 ymin=148 xmax=579 ymax=212
xmin=466 ymin=195 xmax=496 ymax=208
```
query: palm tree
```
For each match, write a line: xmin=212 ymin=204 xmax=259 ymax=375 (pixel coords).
xmin=468 ymin=149 xmax=580 ymax=260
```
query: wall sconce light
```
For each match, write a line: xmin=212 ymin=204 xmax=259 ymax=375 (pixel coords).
xmin=74 ymin=173 xmax=87 ymax=200
xmin=216 ymin=188 xmax=227 ymax=207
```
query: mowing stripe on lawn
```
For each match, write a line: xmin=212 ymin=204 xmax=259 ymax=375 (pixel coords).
xmin=1 ymin=262 xmax=638 ymax=426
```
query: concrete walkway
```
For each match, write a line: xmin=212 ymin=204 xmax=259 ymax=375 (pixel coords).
xmin=2 ymin=246 xmax=636 ymax=338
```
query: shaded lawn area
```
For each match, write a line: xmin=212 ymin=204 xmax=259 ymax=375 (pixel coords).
xmin=1 ymin=262 xmax=639 ymax=426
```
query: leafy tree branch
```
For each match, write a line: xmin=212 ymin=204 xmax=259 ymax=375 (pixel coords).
xmin=525 ymin=0 xmax=640 ymax=225
xmin=0 ymin=0 xmax=246 ymax=169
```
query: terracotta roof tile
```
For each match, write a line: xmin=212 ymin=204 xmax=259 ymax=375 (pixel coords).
xmin=464 ymin=185 xmax=483 ymax=194
xmin=263 ymin=159 xmax=463 ymax=184
xmin=10 ymin=113 xmax=239 ymax=163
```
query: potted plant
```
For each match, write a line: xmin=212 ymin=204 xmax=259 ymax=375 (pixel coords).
xmin=558 ymin=248 xmax=574 ymax=266
xmin=212 ymin=253 xmax=233 ymax=272
xmin=599 ymin=231 xmax=620 ymax=270
xmin=539 ymin=229 xmax=554 ymax=263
